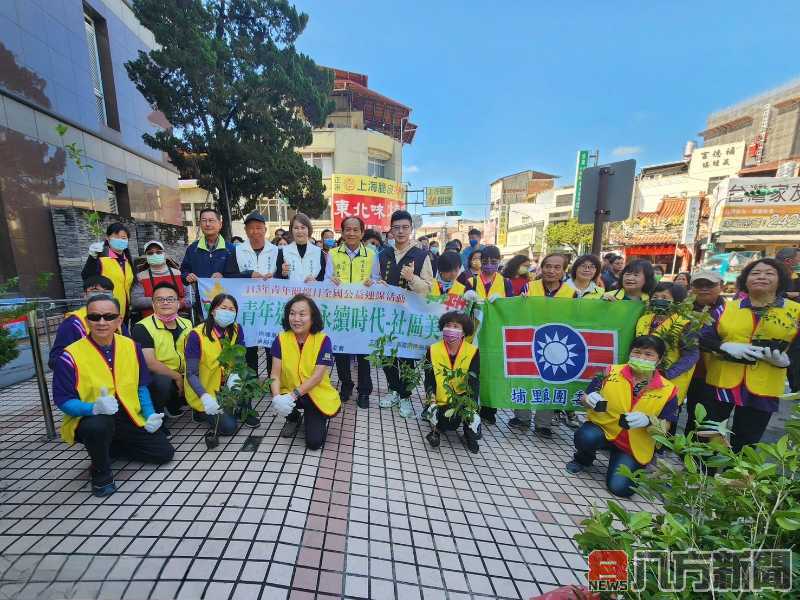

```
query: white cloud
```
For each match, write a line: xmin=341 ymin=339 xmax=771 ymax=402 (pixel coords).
xmin=612 ymin=146 xmax=642 ymax=157
xmin=405 ymin=165 xmax=420 ymax=174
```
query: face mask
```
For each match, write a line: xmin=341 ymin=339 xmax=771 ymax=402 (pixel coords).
xmin=469 ymin=239 xmax=478 ymax=248
xmin=387 ymin=239 xmax=396 ymax=248
xmin=649 ymin=298 xmax=672 ymax=313
xmin=442 ymin=327 xmax=464 ymax=343
xmin=518 ymin=266 xmax=529 ymax=276
xmin=213 ymin=308 xmax=237 ymax=328
xmin=439 ymin=279 xmax=453 ymax=292
xmin=430 ymin=247 xmax=439 ymax=255
xmin=146 ymin=253 xmax=166 ymax=266
xmin=109 ymin=238 xmax=128 ymax=252
xmin=654 ymin=274 xmax=663 ymax=282
xmin=629 ymin=356 xmax=658 ymax=374
xmin=324 ymin=239 xmax=335 ymax=249
xmin=157 ymin=312 xmax=178 ymax=324
xmin=482 ymin=263 xmax=499 ymax=274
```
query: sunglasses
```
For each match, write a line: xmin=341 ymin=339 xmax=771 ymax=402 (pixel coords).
xmin=86 ymin=313 xmax=120 ymax=322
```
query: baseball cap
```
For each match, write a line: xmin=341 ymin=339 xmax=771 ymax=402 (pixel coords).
xmin=144 ymin=240 xmax=164 ymax=251
xmin=244 ymin=211 xmax=266 ymax=224
xmin=690 ymin=269 xmax=723 ymax=284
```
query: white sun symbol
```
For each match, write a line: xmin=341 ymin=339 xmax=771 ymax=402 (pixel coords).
xmin=535 ymin=332 xmax=579 ymax=374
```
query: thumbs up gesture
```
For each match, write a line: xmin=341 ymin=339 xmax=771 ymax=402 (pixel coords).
xmin=92 ymin=387 xmax=119 ymax=415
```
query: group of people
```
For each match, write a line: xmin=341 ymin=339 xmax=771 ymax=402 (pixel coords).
xmin=49 ymin=207 xmax=800 ymax=500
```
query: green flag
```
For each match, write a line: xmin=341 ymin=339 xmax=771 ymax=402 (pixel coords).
xmin=478 ymin=297 xmax=645 ymax=410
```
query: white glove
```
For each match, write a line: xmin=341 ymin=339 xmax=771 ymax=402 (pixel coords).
xmin=759 ymin=348 xmax=791 ymax=368
xmin=623 ymin=412 xmax=651 ymax=429
xmin=584 ymin=391 xmax=604 ymax=409
xmin=92 ymin=387 xmax=118 ymax=415
xmin=201 ymin=393 xmax=221 ymax=415
xmin=468 ymin=412 xmax=481 ymax=433
xmin=720 ymin=342 xmax=762 ymax=361
xmin=226 ymin=373 xmax=241 ymax=390
xmin=487 ymin=293 xmax=501 ymax=303
xmin=463 ymin=290 xmax=478 ymax=303
xmin=272 ymin=393 xmax=296 ymax=418
xmin=144 ymin=413 xmax=164 ymax=433
xmin=89 ymin=241 xmax=105 ymax=257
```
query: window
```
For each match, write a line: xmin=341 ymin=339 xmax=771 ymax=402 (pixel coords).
xmin=256 ymin=198 xmax=289 ymax=224
xmin=181 ymin=203 xmax=194 ymax=227
xmin=84 ymin=10 xmax=119 ymax=129
xmin=302 ymin=153 xmax=333 ymax=178
xmin=368 ymin=157 xmax=386 ymax=178
xmin=555 ymin=193 xmax=573 ymax=207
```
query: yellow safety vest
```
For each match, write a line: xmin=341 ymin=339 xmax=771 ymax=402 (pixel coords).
xmin=528 ymin=280 xmax=576 ymax=298
xmin=429 ymin=340 xmax=478 ymax=407
xmin=636 ymin=313 xmax=695 ymax=404
xmin=571 ymin=284 xmax=605 ymax=299
xmin=603 ymin=288 xmax=650 ymax=303
xmin=471 ymin=273 xmax=507 ymax=299
xmin=184 ymin=323 xmax=240 ymax=412
xmin=136 ymin=315 xmax=192 ymax=373
xmin=62 ymin=334 xmax=143 ymax=445
xmin=98 ymin=255 xmax=134 ymax=317
xmin=65 ymin=307 xmax=89 ymax=334
xmin=705 ymin=299 xmax=800 ymax=397
xmin=278 ymin=331 xmax=341 ymax=416
xmin=587 ymin=364 xmax=676 ymax=464
xmin=330 ymin=244 xmax=374 ymax=284
xmin=430 ymin=279 xmax=467 ymax=297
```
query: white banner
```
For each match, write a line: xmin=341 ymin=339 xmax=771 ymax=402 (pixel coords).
xmin=197 ymin=278 xmax=449 ymax=359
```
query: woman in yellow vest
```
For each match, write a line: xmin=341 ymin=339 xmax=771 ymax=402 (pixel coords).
xmin=566 ymin=335 xmax=679 ymax=497
xmin=82 ymin=223 xmax=136 ymax=323
xmin=51 ymin=294 xmax=174 ymax=497
xmin=132 ymin=282 xmax=193 ymax=433
xmin=328 ymin=216 xmax=380 ymax=408
xmin=422 ymin=312 xmax=481 ymax=453
xmin=184 ymin=293 xmax=246 ymax=435
xmin=701 ymin=258 xmax=800 ymax=452
xmin=270 ymin=294 xmax=341 ymax=450
xmin=603 ymin=259 xmax=654 ymax=303
xmin=635 ymin=283 xmax=699 ymax=429
xmin=566 ymin=254 xmax=605 ymax=299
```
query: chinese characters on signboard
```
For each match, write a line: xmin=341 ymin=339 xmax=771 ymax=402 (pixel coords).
xmin=681 ymin=196 xmax=701 ymax=245
xmin=424 ymin=186 xmax=453 ymax=207
xmin=716 ymin=177 xmax=800 ymax=233
xmin=688 ymin=142 xmax=745 ymax=179
xmin=573 ymin=150 xmax=590 ymax=213
xmin=330 ymin=173 xmax=405 ymax=230
xmin=497 ymin=204 xmax=510 ymax=246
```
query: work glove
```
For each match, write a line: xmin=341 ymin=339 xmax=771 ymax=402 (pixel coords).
xmin=226 ymin=373 xmax=242 ymax=390
xmin=759 ymin=348 xmax=791 ymax=368
xmin=463 ymin=290 xmax=478 ymax=303
xmin=583 ymin=391 xmax=607 ymax=411
xmin=92 ymin=387 xmax=118 ymax=415
xmin=467 ymin=412 xmax=481 ymax=433
xmin=200 ymin=393 xmax=221 ymax=416
xmin=720 ymin=342 xmax=762 ymax=361
xmin=88 ymin=241 xmax=105 ymax=257
xmin=272 ymin=393 xmax=296 ymax=418
xmin=144 ymin=413 xmax=164 ymax=433
xmin=487 ymin=293 xmax=501 ymax=303
xmin=621 ymin=412 xmax=651 ymax=429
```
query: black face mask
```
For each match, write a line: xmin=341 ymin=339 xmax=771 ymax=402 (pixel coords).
xmin=649 ymin=298 xmax=672 ymax=314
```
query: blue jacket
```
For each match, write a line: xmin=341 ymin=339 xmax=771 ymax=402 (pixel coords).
xmin=180 ymin=236 xmax=234 ymax=280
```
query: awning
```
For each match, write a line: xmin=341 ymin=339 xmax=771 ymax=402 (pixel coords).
xmin=626 ymin=245 xmax=678 ymax=255
xmin=717 ymin=233 xmax=799 ymax=243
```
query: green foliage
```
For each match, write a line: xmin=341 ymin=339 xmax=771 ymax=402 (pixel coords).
xmin=0 ymin=325 xmax=20 ymax=368
xmin=56 ymin=124 xmax=103 ymax=237
xmin=544 ymin=218 xmax=594 ymax=254
xmin=439 ymin=365 xmax=478 ymax=424
xmin=124 ymin=0 xmax=335 ymax=224
xmin=575 ymin=402 xmax=800 ymax=598
xmin=0 ymin=277 xmax=19 ymax=297
xmin=366 ymin=333 xmax=399 ymax=370
xmin=215 ymin=337 xmax=272 ymax=424
xmin=399 ymin=353 xmax=430 ymax=394
xmin=644 ymin=296 xmax=712 ymax=371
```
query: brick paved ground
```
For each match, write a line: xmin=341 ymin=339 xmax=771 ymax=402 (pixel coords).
xmin=0 ymin=363 xmax=663 ymax=600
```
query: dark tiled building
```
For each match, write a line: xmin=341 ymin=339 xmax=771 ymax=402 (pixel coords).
xmin=0 ymin=0 xmax=180 ymax=296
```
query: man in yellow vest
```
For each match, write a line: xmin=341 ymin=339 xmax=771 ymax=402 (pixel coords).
xmin=430 ymin=251 xmax=472 ymax=298
xmin=51 ymin=295 xmax=174 ymax=497
xmin=132 ymin=282 xmax=193 ymax=433
xmin=566 ymin=335 xmax=678 ymax=497
xmin=48 ymin=276 xmax=115 ymax=370
xmin=328 ymin=216 xmax=380 ymax=408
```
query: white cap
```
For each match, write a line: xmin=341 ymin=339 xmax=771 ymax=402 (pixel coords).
xmin=144 ymin=240 xmax=164 ymax=251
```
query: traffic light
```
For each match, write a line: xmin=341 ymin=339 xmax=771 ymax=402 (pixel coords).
xmin=445 ymin=210 xmax=462 ymax=216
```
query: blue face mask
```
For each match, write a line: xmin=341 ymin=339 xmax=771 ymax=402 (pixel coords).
xmin=439 ymin=279 xmax=453 ymax=292
xmin=214 ymin=308 xmax=237 ymax=328
xmin=469 ymin=239 xmax=478 ymax=248
xmin=109 ymin=238 xmax=128 ymax=252
xmin=430 ymin=246 xmax=439 ymax=255
xmin=324 ymin=238 xmax=336 ymax=249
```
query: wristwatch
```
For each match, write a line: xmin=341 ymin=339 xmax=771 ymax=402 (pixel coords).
xmin=291 ymin=388 xmax=301 ymax=400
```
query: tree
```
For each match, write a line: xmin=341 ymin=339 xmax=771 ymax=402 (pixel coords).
xmin=544 ymin=218 xmax=594 ymax=254
xmin=125 ymin=0 xmax=335 ymax=236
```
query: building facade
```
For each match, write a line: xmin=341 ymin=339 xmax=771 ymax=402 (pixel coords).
xmin=0 ymin=0 xmax=180 ymax=296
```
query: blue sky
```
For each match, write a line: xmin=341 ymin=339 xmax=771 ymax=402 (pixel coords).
xmin=294 ymin=1 xmax=800 ymax=220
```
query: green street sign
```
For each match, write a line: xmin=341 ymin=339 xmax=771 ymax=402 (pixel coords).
xmin=445 ymin=210 xmax=462 ymax=216
xmin=573 ymin=150 xmax=590 ymax=214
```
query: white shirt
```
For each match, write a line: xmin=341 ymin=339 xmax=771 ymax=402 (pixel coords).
xmin=281 ymin=242 xmax=326 ymax=282
xmin=235 ymin=240 xmax=277 ymax=275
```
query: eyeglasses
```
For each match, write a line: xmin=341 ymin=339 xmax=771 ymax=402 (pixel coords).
xmin=153 ymin=297 xmax=178 ymax=305
xmin=482 ymin=259 xmax=501 ymax=265
xmin=391 ymin=224 xmax=412 ymax=232
xmin=86 ymin=313 xmax=120 ymax=322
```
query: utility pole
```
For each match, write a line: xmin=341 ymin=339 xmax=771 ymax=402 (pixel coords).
xmin=591 ymin=167 xmax=612 ymax=255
